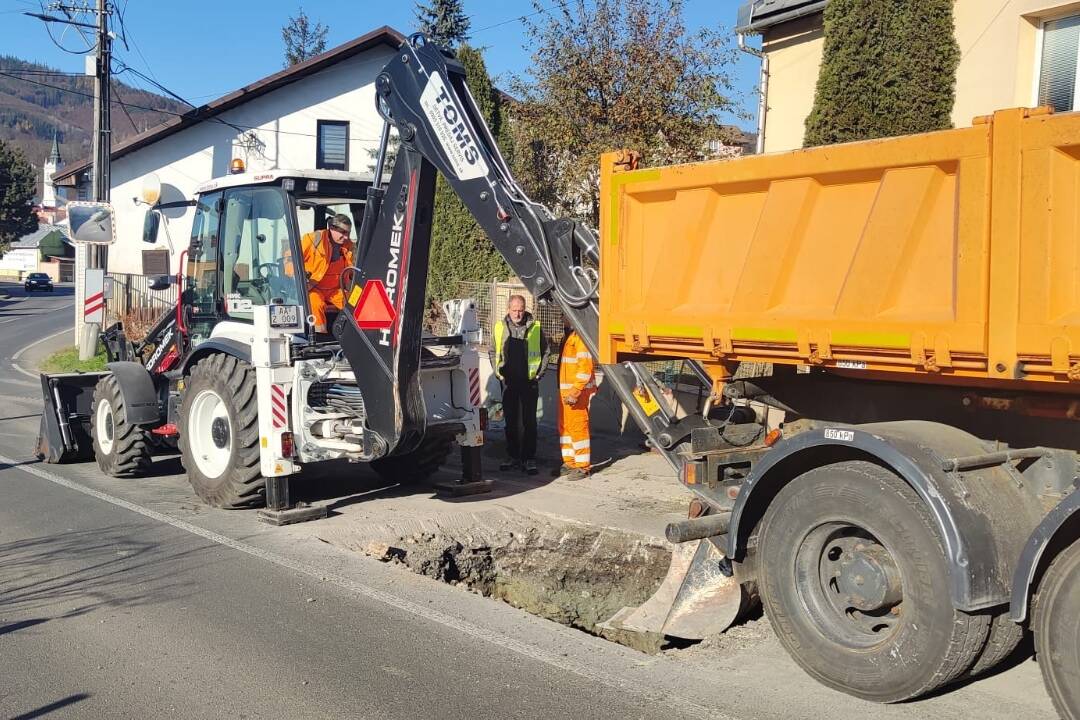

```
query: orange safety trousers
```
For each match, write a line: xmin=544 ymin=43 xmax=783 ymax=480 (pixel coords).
xmin=309 ymin=254 xmax=347 ymax=329
xmin=558 ymin=393 xmax=593 ymax=470
xmin=558 ymin=331 xmax=595 ymax=470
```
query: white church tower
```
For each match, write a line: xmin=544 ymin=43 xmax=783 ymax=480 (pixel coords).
xmin=41 ymin=132 xmax=64 ymax=208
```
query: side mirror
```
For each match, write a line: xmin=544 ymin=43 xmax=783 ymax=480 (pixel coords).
xmin=67 ymin=202 xmax=116 ymax=245
xmin=142 ymin=209 xmax=161 ymax=244
xmin=148 ymin=275 xmax=173 ymax=291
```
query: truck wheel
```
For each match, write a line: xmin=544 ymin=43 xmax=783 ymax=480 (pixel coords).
xmin=178 ymin=354 xmax=264 ymax=508
xmin=371 ymin=433 xmax=454 ymax=485
xmin=757 ymin=460 xmax=989 ymax=703
xmin=1033 ymin=540 xmax=1080 ymax=720
xmin=91 ymin=373 xmax=151 ymax=477
xmin=968 ymin=611 xmax=1024 ymax=677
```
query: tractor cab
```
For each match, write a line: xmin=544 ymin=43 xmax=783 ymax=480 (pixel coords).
xmin=177 ymin=168 xmax=373 ymax=348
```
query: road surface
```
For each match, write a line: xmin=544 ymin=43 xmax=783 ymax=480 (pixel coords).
xmin=0 ymin=284 xmax=1058 ymax=719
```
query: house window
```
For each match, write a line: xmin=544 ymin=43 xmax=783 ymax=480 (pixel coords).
xmin=316 ymin=120 xmax=349 ymax=170
xmin=1038 ymin=15 xmax=1080 ymax=112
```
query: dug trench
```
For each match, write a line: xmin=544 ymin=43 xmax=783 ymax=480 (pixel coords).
xmin=315 ymin=509 xmax=769 ymax=654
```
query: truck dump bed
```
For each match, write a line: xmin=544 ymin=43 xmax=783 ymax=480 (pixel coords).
xmin=598 ymin=107 xmax=1080 ymax=389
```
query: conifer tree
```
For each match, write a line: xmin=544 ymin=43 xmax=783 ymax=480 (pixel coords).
xmin=804 ymin=0 xmax=959 ymax=146
xmin=415 ymin=0 xmax=471 ymax=48
xmin=425 ymin=46 xmax=511 ymax=304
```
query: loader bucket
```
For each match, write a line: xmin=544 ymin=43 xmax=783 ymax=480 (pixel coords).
xmin=599 ymin=538 xmax=748 ymax=640
xmin=35 ymin=372 xmax=105 ymax=464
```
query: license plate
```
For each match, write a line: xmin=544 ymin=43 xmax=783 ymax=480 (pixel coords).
xmin=270 ymin=305 xmax=300 ymax=328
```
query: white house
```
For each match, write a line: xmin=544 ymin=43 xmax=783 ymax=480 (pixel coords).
xmin=53 ymin=26 xmax=404 ymax=278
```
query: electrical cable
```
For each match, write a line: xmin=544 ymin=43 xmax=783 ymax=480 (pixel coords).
xmin=0 ymin=71 xmax=381 ymax=142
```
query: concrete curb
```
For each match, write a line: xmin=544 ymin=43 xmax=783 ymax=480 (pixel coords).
xmin=11 ymin=327 xmax=74 ymax=379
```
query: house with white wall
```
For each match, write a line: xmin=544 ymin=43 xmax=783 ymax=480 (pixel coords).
xmin=53 ymin=26 xmax=404 ymax=279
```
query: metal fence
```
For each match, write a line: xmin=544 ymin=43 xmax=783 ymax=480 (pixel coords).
xmin=443 ymin=280 xmax=566 ymax=349
xmin=106 ymin=272 xmax=177 ymax=327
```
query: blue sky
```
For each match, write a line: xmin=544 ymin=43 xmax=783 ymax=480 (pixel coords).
xmin=0 ymin=0 xmax=759 ymax=129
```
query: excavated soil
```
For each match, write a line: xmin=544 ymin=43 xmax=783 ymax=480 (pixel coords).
xmin=352 ymin=515 xmax=673 ymax=652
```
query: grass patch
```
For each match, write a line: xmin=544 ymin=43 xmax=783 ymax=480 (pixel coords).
xmin=41 ymin=347 xmax=108 ymax=373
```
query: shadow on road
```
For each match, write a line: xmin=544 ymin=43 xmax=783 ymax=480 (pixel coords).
xmin=0 ymin=617 xmax=49 ymax=636
xmin=0 ymin=522 xmax=212 ymax=622
xmin=9 ymin=693 xmax=91 ymax=720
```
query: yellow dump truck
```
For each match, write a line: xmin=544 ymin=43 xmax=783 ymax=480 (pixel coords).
xmin=598 ymin=108 xmax=1080 ymax=713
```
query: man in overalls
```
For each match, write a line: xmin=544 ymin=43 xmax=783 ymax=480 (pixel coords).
xmin=301 ymin=213 xmax=353 ymax=333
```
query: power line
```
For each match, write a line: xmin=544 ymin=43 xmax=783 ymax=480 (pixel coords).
xmin=0 ymin=70 xmax=379 ymax=142
xmin=110 ymin=77 xmax=139 ymax=133
xmin=471 ymin=0 xmax=571 ymax=35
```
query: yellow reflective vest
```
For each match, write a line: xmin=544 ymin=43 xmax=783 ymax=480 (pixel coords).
xmin=493 ymin=316 xmax=544 ymax=381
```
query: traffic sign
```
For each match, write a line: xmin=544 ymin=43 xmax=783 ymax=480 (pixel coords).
xmin=352 ymin=279 xmax=396 ymax=330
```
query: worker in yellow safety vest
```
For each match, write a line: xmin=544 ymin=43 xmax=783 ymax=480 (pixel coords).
xmin=492 ymin=294 xmax=549 ymax=475
xmin=301 ymin=213 xmax=354 ymax=333
xmin=557 ymin=320 xmax=595 ymax=480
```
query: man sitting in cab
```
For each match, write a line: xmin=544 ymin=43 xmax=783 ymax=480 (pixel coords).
xmin=301 ymin=213 xmax=354 ymax=333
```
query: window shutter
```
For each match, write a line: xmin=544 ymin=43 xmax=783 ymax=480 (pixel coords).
xmin=1039 ymin=16 xmax=1080 ymax=112
xmin=317 ymin=121 xmax=349 ymax=170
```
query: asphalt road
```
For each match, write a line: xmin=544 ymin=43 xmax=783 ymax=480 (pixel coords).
xmin=0 ymin=284 xmax=1060 ymax=720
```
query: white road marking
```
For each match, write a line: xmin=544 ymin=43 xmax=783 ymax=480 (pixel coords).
xmin=10 ymin=327 xmax=75 ymax=379
xmin=0 ymin=454 xmax=723 ymax=720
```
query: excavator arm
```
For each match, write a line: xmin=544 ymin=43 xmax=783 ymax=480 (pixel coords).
xmin=335 ymin=34 xmax=712 ymax=467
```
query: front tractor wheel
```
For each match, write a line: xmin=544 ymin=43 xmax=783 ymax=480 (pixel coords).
xmin=757 ymin=461 xmax=989 ymax=703
xmin=91 ymin=374 xmax=151 ymax=477
xmin=178 ymin=354 xmax=264 ymax=508
xmin=1033 ymin=540 xmax=1080 ymax=720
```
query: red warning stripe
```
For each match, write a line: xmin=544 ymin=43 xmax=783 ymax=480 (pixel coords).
xmin=84 ymin=290 xmax=105 ymax=318
xmin=468 ymin=367 xmax=481 ymax=407
xmin=270 ymin=385 xmax=288 ymax=428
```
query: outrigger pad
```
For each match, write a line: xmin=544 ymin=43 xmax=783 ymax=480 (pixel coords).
xmin=36 ymin=372 xmax=103 ymax=463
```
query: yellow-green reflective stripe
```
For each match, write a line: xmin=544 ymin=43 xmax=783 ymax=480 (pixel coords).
xmin=732 ymin=327 xmax=799 ymax=343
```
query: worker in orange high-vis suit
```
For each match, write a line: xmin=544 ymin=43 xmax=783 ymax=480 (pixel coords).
xmin=558 ymin=321 xmax=595 ymax=481
xmin=301 ymin=213 xmax=353 ymax=333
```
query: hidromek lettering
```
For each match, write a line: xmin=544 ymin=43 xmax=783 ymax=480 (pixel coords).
xmin=378 ymin=209 xmax=405 ymax=347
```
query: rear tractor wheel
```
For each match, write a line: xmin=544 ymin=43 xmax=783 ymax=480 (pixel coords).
xmin=178 ymin=354 xmax=264 ymax=508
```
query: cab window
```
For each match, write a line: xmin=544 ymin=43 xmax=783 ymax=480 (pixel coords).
xmin=221 ymin=187 xmax=303 ymax=320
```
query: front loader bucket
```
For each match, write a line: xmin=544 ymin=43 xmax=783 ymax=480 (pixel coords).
xmin=599 ymin=538 xmax=748 ymax=640
xmin=35 ymin=372 xmax=104 ymax=463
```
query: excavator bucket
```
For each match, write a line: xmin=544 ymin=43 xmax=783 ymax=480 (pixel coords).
xmin=599 ymin=538 xmax=748 ymax=640
xmin=36 ymin=372 xmax=102 ymax=464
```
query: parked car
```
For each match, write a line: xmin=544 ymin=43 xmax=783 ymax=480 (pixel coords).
xmin=24 ymin=272 xmax=53 ymax=292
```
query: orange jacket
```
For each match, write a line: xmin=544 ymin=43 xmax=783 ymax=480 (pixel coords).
xmin=558 ymin=331 xmax=595 ymax=397
xmin=301 ymin=229 xmax=354 ymax=284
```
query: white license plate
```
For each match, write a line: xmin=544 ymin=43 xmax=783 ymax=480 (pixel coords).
xmin=270 ymin=305 xmax=300 ymax=327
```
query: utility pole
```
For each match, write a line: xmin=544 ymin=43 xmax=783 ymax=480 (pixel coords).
xmin=28 ymin=2 xmax=113 ymax=349
xmin=90 ymin=0 xmax=111 ymax=269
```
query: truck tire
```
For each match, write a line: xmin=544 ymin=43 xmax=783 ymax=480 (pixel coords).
xmin=178 ymin=354 xmax=264 ymax=508
xmin=371 ymin=433 xmax=454 ymax=485
xmin=968 ymin=611 xmax=1024 ymax=678
xmin=91 ymin=373 xmax=151 ymax=477
xmin=1033 ymin=540 xmax=1080 ymax=720
xmin=757 ymin=460 xmax=989 ymax=703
